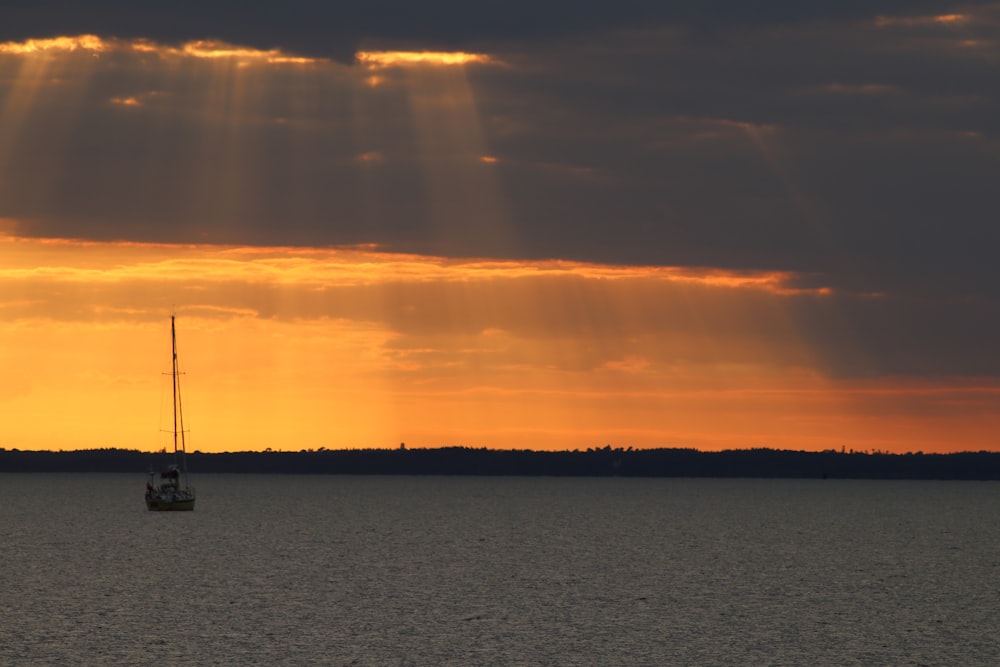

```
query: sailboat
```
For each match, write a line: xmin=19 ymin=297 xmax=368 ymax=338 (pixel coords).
xmin=145 ymin=315 xmax=196 ymax=511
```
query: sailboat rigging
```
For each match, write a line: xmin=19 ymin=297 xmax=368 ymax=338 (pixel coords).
xmin=145 ymin=315 xmax=196 ymax=511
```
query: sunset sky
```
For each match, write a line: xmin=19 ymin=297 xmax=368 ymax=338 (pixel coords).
xmin=1 ymin=2 xmax=998 ymax=453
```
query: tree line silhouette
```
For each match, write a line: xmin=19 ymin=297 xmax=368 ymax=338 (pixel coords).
xmin=2 ymin=445 xmax=1000 ymax=479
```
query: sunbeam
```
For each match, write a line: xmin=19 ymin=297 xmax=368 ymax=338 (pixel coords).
xmin=0 ymin=19 xmax=997 ymax=455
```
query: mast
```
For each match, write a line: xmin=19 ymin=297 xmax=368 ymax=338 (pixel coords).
xmin=171 ymin=315 xmax=189 ymax=482
xmin=171 ymin=315 xmax=178 ymax=457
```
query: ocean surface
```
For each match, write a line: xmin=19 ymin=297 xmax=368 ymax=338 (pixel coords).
xmin=1 ymin=474 xmax=998 ymax=666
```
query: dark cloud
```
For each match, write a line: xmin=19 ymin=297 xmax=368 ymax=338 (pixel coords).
xmin=1 ymin=0 xmax=999 ymax=381
xmin=1 ymin=1 xmax=993 ymax=60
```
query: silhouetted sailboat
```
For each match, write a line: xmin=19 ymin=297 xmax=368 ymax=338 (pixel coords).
xmin=145 ymin=315 xmax=196 ymax=511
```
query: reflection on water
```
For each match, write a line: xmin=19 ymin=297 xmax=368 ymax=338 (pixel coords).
xmin=1 ymin=474 xmax=998 ymax=665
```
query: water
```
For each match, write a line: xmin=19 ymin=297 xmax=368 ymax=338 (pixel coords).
xmin=1 ymin=475 xmax=998 ymax=666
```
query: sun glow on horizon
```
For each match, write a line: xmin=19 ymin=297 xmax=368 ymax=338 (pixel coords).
xmin=1 ymin=234 xmax=998 ymax=454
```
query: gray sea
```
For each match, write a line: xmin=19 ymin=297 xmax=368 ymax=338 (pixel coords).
xmin=1 ymin=474 xmax=998 ymax=666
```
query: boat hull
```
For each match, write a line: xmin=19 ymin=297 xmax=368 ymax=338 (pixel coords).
xmin=146 ymin=499 xmax=195 ymax=511
xmin=145 ymin=491 xmax=196 ymax=511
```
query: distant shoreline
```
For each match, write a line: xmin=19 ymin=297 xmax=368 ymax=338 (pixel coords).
xmin=2 ymin=446 xmax=1000 ymax=479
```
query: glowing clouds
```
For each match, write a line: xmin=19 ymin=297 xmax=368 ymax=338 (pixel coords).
xmin=175 ymin=40 xmax=321 ymax=64
xmin=0 ymin=34 xmax=107 ymax=54
xmin=357 ymin=151 xmax=384 ymax=164
xmin=0 ymin=35 xmax=493 ymax=68
xmin=874 ymin=14 xmax=971 ymax=28
xmin=356 ymin=51 xmax=496 ymax=68
xmin=0 ymin=34 xmax=325 ymax=64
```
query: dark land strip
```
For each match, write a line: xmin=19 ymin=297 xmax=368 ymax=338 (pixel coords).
xmin=2 ymin=446 xmax=1000 ymax=479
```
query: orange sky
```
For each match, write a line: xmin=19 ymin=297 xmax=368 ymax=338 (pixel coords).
xmin=2 ymin=233 xmax=998 ymax=453
xmin=0 ymin=34 xmax=998 ymax=454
